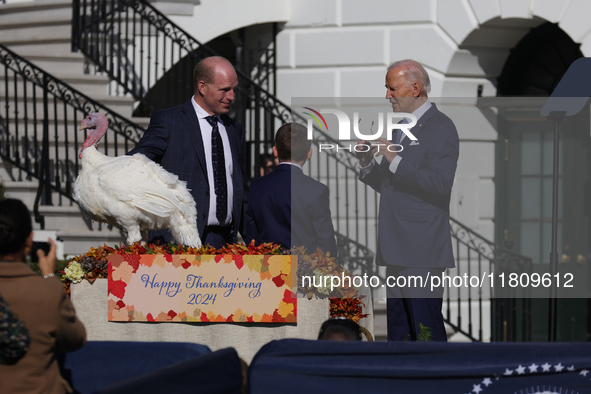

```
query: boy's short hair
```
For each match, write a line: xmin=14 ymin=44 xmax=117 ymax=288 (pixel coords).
xmin=318 ymin=318 xmax=362 ymax=341
xmin=275 ymin=123 xmax=312 ymax=162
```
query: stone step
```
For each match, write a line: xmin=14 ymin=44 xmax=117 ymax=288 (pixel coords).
xmin=0 ymin=25 xmax=72 ymax=46
xmin=2 ymin=180 xmax=39 ymax=206
xmin=23 ymin=55 xmax=88 ymax=75
xmin=0 ymin=76 xmax=110 ymax=104
xmin=33 ymin=204 xmax=109 ymax=233
xmin=2 ymin=95 xmax=139 ymax=120
xmin=2 ymin=119 xmax=140 ymax=142
xmin=7 ymin=42 xmax=77 ymax=58
xmin=1 ymin=110 xmax=146 ymax=128
xmin=128 ymin=116 xmax=151 ymax=129
xmin=0 ymin=0 xmax=72 ymax=14
xmin=2 ymin=71 xmax=113 ymax=98
xmin=57 ymin=229 xmax=126 ymax=257
xmin=3 ymin=52 xmax=111 ymax=99
xmin=2 ymin=180 xmax=81 ymax=211
xmin=0 ymin=4 xmax=71 ymax=29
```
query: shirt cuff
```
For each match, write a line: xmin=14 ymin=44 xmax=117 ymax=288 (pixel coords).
xmin=358 ymin=159 xmax=376 ymax=178
xmin=388 ymin=156 xmax=402 ymax=173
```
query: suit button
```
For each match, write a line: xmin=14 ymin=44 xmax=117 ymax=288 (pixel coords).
xmin=202 ymin=213 xmax=206 ymax=219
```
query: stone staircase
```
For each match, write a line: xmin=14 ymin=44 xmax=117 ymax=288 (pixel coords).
xmin=0 ymin=0 xmax=151 ymax=256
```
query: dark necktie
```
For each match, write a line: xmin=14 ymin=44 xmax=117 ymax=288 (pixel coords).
xmin=205 ymin=116 xmax=227 ymax=223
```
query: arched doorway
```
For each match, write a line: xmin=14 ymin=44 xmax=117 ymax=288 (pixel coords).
xmin=497 ymin=22 xmax=583 ymax=96
xmin=495 ymin=22 xmax=589 ymax=341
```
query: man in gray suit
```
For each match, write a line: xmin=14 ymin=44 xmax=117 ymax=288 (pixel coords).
xmin=128 ymin=56 xmax=247 ymax=248
xmin=357 ymin=59 xmax=459 ymax=341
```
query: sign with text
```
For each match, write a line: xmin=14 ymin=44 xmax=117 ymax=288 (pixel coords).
xmin=107 ymin=255 xmax=296 ymax=323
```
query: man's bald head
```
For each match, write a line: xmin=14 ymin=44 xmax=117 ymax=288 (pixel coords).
xmin=193 ymin=56 xmax=236 ymax=90
xmin=193 ymin=56 xmax=238 ymax=115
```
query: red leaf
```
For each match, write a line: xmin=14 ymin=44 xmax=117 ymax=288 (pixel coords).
xmin=272 ymin=309 xmax=285 ymax=323
xmin=215 ymin=255 xmax=223 ymax=263
xmin=168 ymin=310 xmax=177 ymax=320
xmin=146 ymin=313 xmax=155 ymax=322
xmin=246 ymin=316 xmax=254 ymax=322
xmin=272 ymin=274 xmax=285 ymax=288
xmin=181 ymin=260 xmax=191 ymax=269
xmin=226 ymin=314 xmax=234 ymax=322
xmin=116 ymin=300 xmax=126 ymax=310
xmin=234 ymin=255 xmax=244 ymax=269
xmin=283 ymin=289 xmax=296 ymax=304
xmin=200 ymin=312 xmax=210 ymax=322
xmin=125 ymin=255 xmax=141 ymax=273
xmin=109 ymin=280 xmax=127 ymax=299
xmin=165 ymin=254 xmax=173 ymax=262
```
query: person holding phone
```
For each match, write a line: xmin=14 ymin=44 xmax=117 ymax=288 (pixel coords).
xmin=0 ymin=198 xmax=86 ymax=393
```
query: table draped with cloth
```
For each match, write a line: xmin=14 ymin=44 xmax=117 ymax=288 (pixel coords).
xmin=71 ymin=279 xmax=374 ymax=363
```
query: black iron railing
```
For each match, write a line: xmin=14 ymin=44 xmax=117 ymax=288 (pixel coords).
xmin=71 ymin=0 xmax=288 ymax=177
xmin=0 ymin=43 xmax=144 ymax=227
xmin=449 ymin=218 xmax=533 ymax=341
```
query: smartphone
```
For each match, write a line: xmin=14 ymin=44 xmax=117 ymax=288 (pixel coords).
xmin=29 ymin=241 xmax=51 ymax=263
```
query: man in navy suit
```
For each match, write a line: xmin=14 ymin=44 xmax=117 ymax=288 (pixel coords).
xmin=357 ymin=59 xmax=459 ymax=341
xmin=128 ymin=56 xmax=247 ymax=248
xmin=245 ymin=123 xmax=337 ymax=257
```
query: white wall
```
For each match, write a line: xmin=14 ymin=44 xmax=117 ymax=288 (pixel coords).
xmin=270 ymin=0 xmax=588 ymax=242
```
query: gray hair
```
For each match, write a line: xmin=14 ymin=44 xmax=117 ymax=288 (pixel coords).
xmin=388 ymin=59 xmax=431 ymax=94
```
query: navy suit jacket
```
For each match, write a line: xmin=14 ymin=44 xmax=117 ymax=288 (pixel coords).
xmin=127 ymin=99 xmax=247 ymax=241
xmin=361 ymin=103 xmax=459 ymax=269
xmin=245 ymin=164 xmax=337 ymax=257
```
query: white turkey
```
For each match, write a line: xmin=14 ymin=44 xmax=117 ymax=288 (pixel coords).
xmin=73 ymin=113 xmax=202 ymax=247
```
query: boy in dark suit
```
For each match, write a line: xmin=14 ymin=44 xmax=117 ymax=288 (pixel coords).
xmin=245 ymin=123 xmax=337 ymax=256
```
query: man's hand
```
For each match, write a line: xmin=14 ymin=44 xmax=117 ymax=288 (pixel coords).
xmin=356 ymin=139 xmax=377 ymax=167
xmin=373 ymin=138 xmax=399 ymax=163
xmin=38 ymin=238 xmax=57 ymax=277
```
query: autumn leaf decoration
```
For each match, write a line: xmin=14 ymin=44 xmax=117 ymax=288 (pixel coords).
xmin=61 ymin=241 xmax=366 ymax=323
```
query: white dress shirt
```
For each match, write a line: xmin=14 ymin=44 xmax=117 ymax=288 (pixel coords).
xmin=191 ymin=97 xmax=234 ymax=226
xmin=278 ymin=162 xmax=303 ymax=170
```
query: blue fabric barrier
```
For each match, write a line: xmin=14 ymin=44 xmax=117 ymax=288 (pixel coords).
xmin=249 ymin=339 xmax=591 ymax=393
xmin=59 ymin=341 xmax=211 ymax=393
xmin=93 ymin=347 xmax=244 ymax=394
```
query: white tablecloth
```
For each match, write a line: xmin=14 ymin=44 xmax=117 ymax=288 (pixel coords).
xmin=71 ymin=279 xmax=374 ymax=363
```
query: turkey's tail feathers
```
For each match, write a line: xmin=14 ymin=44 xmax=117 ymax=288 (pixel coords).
xmin=169 ymin=213 xmax=202 ymax=248
xmin=172 ymin=221 xmax=202 ymax=248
